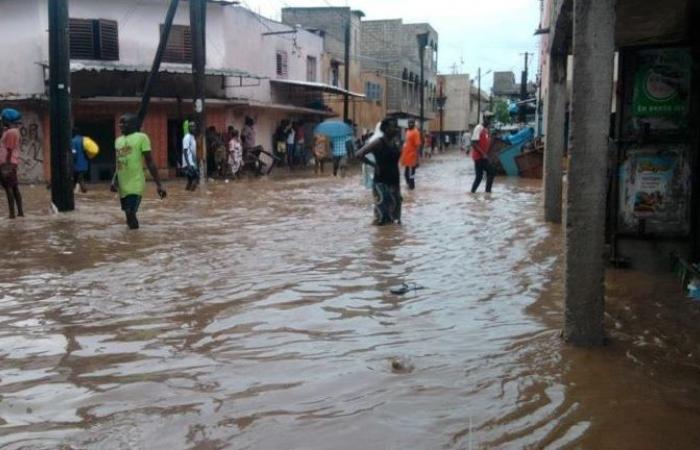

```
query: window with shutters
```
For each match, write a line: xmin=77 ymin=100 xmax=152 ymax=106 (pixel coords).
xmin=306 ymin=56 xmax=317 ymax=82
xmin=69 ymin=19 xmax=119 ymax=61
xmin=276 ymin=51 xmax=288 ymax=78
xmin=162 ymin=25 xmax=192 ymax=64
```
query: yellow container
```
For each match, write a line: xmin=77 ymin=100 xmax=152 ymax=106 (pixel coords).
xmin=83 ymin=136 xmax=99 ymax=159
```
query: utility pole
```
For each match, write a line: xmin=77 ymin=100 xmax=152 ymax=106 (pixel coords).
xmin=519 ymin=52 xmax=533 ymax=123
xmin=190 ymin=0 xmax=207 ymax=180
xmin=477 ymin=67 xmax=481 ymax=124
xmin=137 ymin=0 xmax=180 ymax=129
xmin=437 ymin=79 xmax=446 ymax=151
xmin=417 ymin=32 xmax=429 ymax=136
xmin=343 ymin=17 xmax=351 ymax=122
xmin=48 ymin=0 xmax=74 ymax=212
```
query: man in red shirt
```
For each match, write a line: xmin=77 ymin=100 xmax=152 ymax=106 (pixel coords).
xmin=470 ymin=112 xmax=495 ymax=193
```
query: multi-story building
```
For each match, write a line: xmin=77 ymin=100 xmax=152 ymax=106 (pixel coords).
xmin=0 ymin=0 xmax=357 ymax=183
xmin=281 ymin=7 xmax=385 ymax=133
xmin=361 ymin=19 xmax=438 ymax=128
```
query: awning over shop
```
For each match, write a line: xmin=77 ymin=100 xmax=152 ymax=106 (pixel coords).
xmin=40 ymin=61 xmax=264 ymax=100
xmin=66 ymin=61 xmax=264 ymax=82
xmin=270 ymin=79 xmax=365 ymax=99
xmin=231 ymin=99 xmax=337 ymax=117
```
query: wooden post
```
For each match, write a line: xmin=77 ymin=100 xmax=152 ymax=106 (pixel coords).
xmin=343 ymin=18 xmax=351 ymax=122
xmin=190 ymin=0 xmax=207 ymax=180
xmin=48 ymin=0 xmax=74 ymax=212
xmin=136 ymin=0 xmax=180 ymax=129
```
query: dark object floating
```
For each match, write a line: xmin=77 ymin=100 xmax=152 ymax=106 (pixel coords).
xmin=390 ymin=283 xmax=425 ymax=295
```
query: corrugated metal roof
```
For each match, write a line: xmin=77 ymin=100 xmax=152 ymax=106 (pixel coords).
xmin=270 ymin=79 xmax=365 ymax=98
xmin=65 ymin=61 xmax=265 ymax=80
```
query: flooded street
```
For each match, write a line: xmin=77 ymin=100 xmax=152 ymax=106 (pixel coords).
xmin=1 ymin=152 xmax=699 ymax=449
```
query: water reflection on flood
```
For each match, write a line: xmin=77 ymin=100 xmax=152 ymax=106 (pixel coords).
xmin=1 ymin=153 xmax=699 ymax=449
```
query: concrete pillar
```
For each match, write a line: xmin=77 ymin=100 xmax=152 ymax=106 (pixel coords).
xmin=543 ymin=53 xmax=567 ymax=223
xmin=564 ymin=0 xmax=616 ymax=346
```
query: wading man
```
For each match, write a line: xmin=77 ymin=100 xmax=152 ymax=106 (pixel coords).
xmin=400 ymin=119 xmax=421 ymax=190
xmin=470 ymin=112 xmax=495 ymax=193
xmin=0 ymin=109 xmax=23 ymax=219
xmin=111 ymin=114 xmax=166 ymax=229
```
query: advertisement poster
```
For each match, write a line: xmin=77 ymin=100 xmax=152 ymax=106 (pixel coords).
xmin=619 ymin=149 xmax=691 ymax=235
xmin=633 ymin=48 xmax=691 ymax=118
xmin=630 ymin=156 xmax=675 ymax=217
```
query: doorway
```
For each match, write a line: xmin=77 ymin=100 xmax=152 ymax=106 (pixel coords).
xmin=168 ymin=119 xmax=184 ymax=177
xmin=75 ymin=119 xmax=115 ymax=182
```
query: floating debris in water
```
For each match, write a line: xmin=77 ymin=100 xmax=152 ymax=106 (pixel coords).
xmin=390 ymin=356 xmax=414 ymax=374
xmin=390 ymin=282 xmax=425 ymax=295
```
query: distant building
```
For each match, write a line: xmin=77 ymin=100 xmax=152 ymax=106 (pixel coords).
xmin=281 ymin=7 xmax=368 ymax=126
xmin=492 ymin=71 xmax=536 ymax=102
xmin=361 ymin=19 xmax=438 ymax=127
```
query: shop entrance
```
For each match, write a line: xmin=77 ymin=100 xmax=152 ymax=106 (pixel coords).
xmin=74 ymin=119 xmax=116 ymax=182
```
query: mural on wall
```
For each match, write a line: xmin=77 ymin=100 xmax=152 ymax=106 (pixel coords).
xmin=16 ymin=111 xmax=44 ymax=182
xmin=618 ymin=146 xmax=691 ymax=236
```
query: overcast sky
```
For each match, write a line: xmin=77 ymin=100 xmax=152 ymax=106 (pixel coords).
xmin=239 ymin=0 xmax=542 ymax=90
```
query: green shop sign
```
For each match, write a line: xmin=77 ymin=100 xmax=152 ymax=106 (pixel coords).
xmin=633 ymin=48 xmax=691 ymax=118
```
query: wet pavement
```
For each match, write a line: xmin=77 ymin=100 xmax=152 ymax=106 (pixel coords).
xmin=1 ymin=152 xmax=699 ymax=449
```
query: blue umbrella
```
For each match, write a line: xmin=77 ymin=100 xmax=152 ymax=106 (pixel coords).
xmin=314 ymin=120 xmax=353 ymax=138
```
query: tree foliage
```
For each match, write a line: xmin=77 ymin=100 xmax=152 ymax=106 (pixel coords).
xmin=493 ymin=98 xmax=512 ymax=125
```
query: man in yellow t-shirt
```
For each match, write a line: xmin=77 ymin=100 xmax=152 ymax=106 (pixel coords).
xmin=111 ymin=113 xmax=166 ymax=229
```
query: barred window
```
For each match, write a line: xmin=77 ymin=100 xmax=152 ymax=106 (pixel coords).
xmin=276 ymin=51 xmax=288 ymax=78
xmin=306 ymin=56 xmax=317 ymax=82
xmin=162 ymin=25 xmax=192 ymax=64
xmin=69 ymin=19 xmax=119 ymax=61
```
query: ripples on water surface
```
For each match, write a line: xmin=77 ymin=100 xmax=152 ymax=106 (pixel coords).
xmin=1 ymin=153 xmax=699 ymax=449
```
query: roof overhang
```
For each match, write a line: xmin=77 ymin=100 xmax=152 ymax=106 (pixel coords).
xmin=270 ymin=79 xmax=365 ymax=98
xmin=63 ymin=61 xmax=265 ymax=81
xmin=232 ymin=99 xmax=337 ymax=117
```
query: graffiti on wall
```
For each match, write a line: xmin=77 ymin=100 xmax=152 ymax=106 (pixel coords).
xmin=16 ymin=111 xmax=44 ymax=182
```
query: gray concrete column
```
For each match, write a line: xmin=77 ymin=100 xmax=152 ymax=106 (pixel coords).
xmin=564 ymin=0 xmax=616 ymax=346
xmin=543 ymin=53 xmax=567 ymax=223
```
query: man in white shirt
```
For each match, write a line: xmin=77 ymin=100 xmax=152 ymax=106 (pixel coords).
xmin=182 ymin=122 xmax=199 ymax=191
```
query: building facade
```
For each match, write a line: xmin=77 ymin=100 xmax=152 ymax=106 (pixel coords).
xmin=0 ymin=0 xmax=355 ymax=182
xmin=361 ymin=19 xmax=438 ymax=126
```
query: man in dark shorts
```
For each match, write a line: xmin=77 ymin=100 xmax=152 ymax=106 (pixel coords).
xmin=110 ymin=114 xmax=166 ymax=229
xmin=0 ymin=109 xmax=24 ymax=219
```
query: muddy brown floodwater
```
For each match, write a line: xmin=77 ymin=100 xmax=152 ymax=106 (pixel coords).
xmin=1 ymin=152 xmax=699 ymax=450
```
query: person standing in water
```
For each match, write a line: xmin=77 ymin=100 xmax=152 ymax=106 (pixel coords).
xmin=182 ymin=121 xmax=199 ymax=191
xmin=470 ymin=112 xmax=495 ymax=193
xmin=400 ymin=119 xmax=421 ymax=190
xmin=111 ymin=113 xmax=166 ymax=230
xmin=71 ymin=127 xmax=89 ymax=193
xmin=0 ymin=109 xmax=23 ymax=219
xmin=356 ymin=117 xmax=402 ymax=225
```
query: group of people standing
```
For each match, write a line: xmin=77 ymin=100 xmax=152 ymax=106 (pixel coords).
xmin=182 ymin=116 xmax=257 ymax=190
xmin=274 ymin=120 xmax=307 ymax=168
